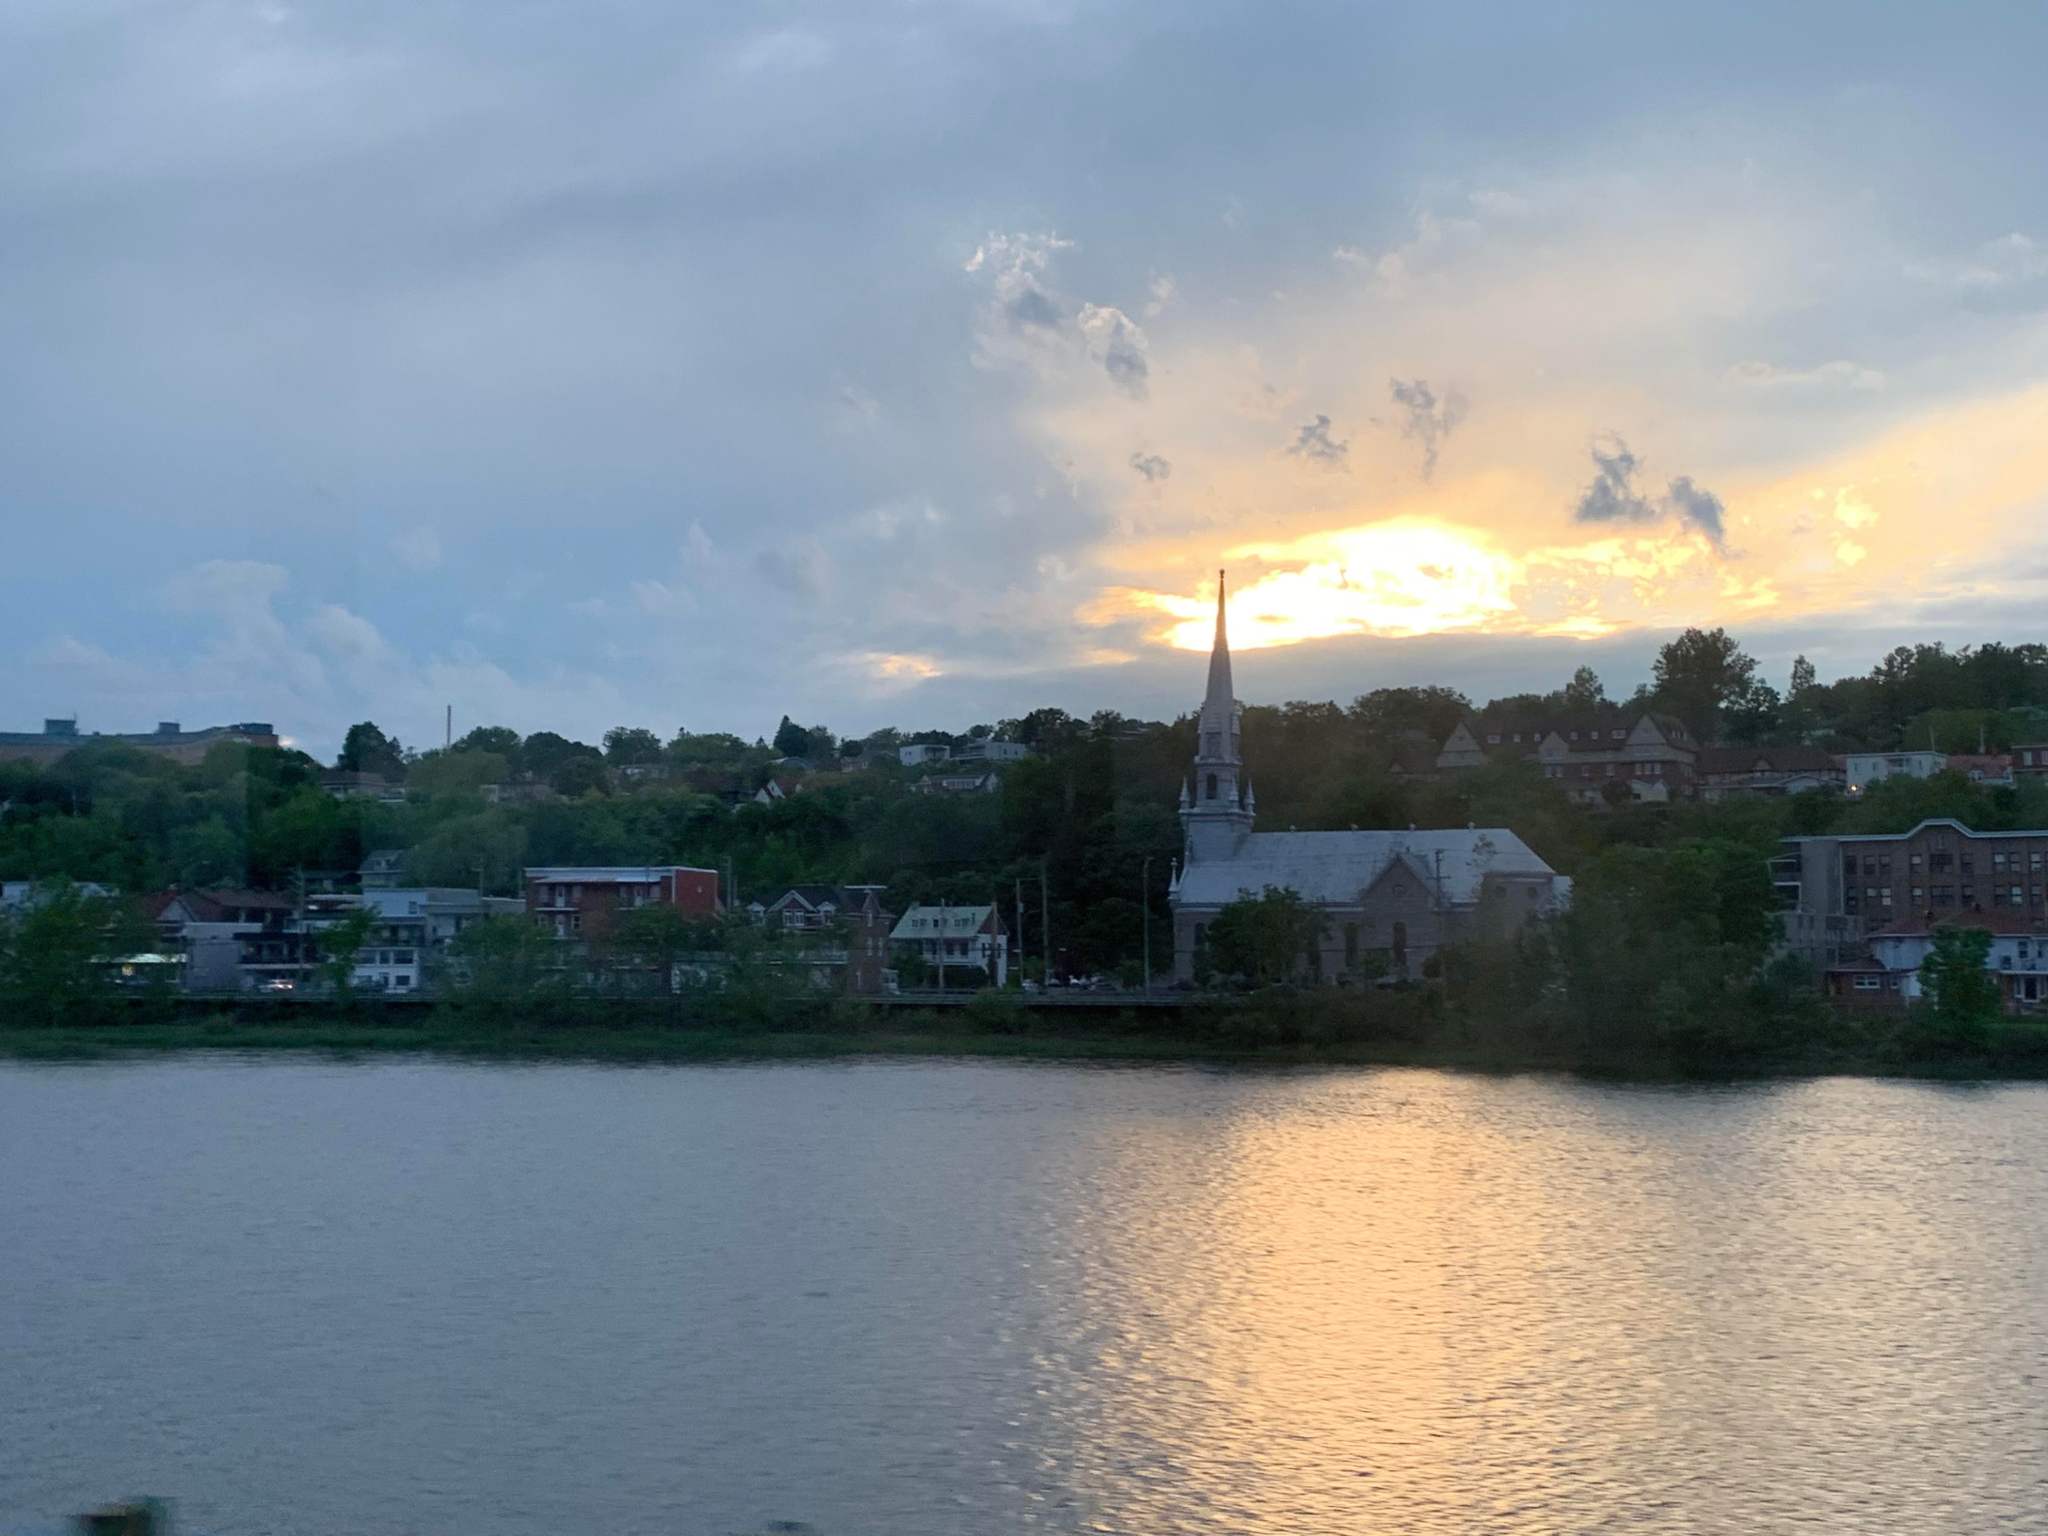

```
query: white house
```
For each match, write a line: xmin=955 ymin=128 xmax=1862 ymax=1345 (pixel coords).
xmin=1846 ymin=751 xmax=1946 ymax=793
xmin=1854 ymin=912 xmax=2048 ymax=1010
xmin=889 ymin=903 xmax=1008 ymax=985
xmin=1168 ymin=571 xmax=1569 ymax=983
xmin=898 ymin=743 xmax=953 ymax=767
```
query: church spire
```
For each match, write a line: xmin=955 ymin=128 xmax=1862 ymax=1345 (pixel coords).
xmin=1203 ymin=567 xmax=1234 ymax=719
xmin=1181 ymin=565 xmax=1253 ymax=862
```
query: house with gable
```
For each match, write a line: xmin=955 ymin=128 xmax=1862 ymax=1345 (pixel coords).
xmin=1435 ymin=709 xmax=1699 ymax=805
xmin=1166 ymin=572 xmax=1569 ymax=984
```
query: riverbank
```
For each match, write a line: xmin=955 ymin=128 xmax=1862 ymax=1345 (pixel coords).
xmin=6 ymin=1007 xmax=2048 ymax=1080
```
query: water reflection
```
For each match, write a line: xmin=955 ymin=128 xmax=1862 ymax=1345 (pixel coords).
xmin=3 ymin=1061 xmax=2046 ymax=1534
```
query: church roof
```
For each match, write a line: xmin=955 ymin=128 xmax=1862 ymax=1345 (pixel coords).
xmin=1174 ymin=827 xmax=1556 ymax=909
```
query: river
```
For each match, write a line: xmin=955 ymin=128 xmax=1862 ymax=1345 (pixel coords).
xmin=4 ymin=1057 xmax=2046 ymax=1534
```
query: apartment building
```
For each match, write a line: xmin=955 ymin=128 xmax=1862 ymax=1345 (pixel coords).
xmin=523 ymin=865 xmax=722 ymax=940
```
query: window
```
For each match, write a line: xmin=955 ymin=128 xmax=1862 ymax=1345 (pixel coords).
xmin=1930 ymin=853 xmax=1953 ymax=872
xmin=1910 ymin=854 xmax=1924 ymax=872
xmin=1206 ymin=772 xmax=1218 ymax=800
xmin=1854 ymin=975 xmax=1881 ymax=991
xmin=1911 ymin=886 xmax=1925 ymax=906
xmin=1961 ymin=855 xmax=1975 ymax=877
xmin=1932 ymin=886 xmax=1955 ymax=908
xmin=1344 ymin=923 xmax=1360 ymax=967
xmin=1993 ymin=852 xmax=2010 ymax=873
xmin=1882 ymin=888 xmax=1894 ymax=909
xmin=1204 ymin=731 xmax=1219 ymax=756
xmin=2032 ymin=853 xmax=2044 ymax=872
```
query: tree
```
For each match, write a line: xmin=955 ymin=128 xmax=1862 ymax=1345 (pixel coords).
xmin=601 ymin=902 xmax=699 ymax=996
xmin=603 ymin=727 xmax=664 ymax=766
xmin=772 ymin=716 xmax=813 ymax=759
xmin=1562 ymin=665 xmax=1606 ymax=712
xmin=0 ymin=884 xmax=155 ymax=1024
xmin=315 ymin=908 xmax=378 ymax=999
xmin=1652 ymin=628 xmax=1758 ymax=744
xmin=453 ymin=726 xmax=521 ymax=758
xmin=1918 ymin=925 xmax=2001 ymax=1046
xmin=1789 ymin=655 xmax=1817 ymax=697
xmin=1204 ymin=886 xmax=1327 ymax=986
xmin=337 ymin=722 xmax=406 ymax=779
xmin=439 ymin=915 xmax=562 ymax=1004
xmin=1722 ymin=680 xmax=1782 ymax=746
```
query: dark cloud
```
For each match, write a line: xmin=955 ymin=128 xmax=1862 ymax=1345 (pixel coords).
xmin=1287 ymin=414 xmax=1349 ymax=467
xmin=1389 ymin=377 xmax=1467 ymax=479
xmin=1005 ymin=282 xmax=1064 ymax=331
xmin=1572 ymin=436 xmax=1727 ymax=552
xmin=1129 ymin=451 xmax=1172 ymax=481
xmin=1664 ymin=475 xmax=1727 ymax=548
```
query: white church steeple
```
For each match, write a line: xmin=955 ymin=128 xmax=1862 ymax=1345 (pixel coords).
xmin=1180 ymin=568 xmax=1254 ymax=862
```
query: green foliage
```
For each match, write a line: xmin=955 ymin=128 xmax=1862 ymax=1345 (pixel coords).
xmin=338 ymin=721 xmax=406 ymax=778
xmin=0 ymin=884 xmax=155 ymax=1024
xmin=1651 ymin=627 xmax=1758 ymax=742
xmin=602 ymin=727 xmax=664 ymax=766
xmin=439 ymin=915 xmax=563 ymax=1005
xmin=1205 ymin=885 xmax=1328 ymax=987
xmin=1916 ymin=925 xmax=2001 ymax=1049
xmin=315 ymin=908 xmax=378 ymax=999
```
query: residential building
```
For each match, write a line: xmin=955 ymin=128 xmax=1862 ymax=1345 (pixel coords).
xmin=749 ymin=885 xmax=897 ymax=993
xmin=1775 ymin=818 xmax=2048 ymax=965
xmin=953 ymin=739 xmax=1033 ymax=765
xmin=1845 ymin=750 xmax=1946 ymax=793
xmin=358 ymin=849 xmax=408 ymax=890
xmin=1945 ymin=753 xmax=2015 ymax=789
xmin=898 ymin=742 xmax=952 ymax=767
xmin=2016 ymin=743 xmax=2048 ymax=781
xmin=1696 ymin=746 xmax=1845 ymax=801
xmin=1 ymin=879 xmax=116 ymax=911
xmin=890 ymin=904 xmax=1009 ymax=985
xmin=1435 ymin=711 xmax=1699 ymax=804
xmin=300 ymin=887 xmax=524 ymax=993
xmin=1169 ymin=572 xmax=1569 ymax=983
xmin=524 ymin=865 xmax=723 ymax=941
xmin=321 ymin=770 xmax=407 ymax=803
xmin=146 ymin=888 xmax=303 ymax=991
xmin=911 ymin=770 xmax=1002 ymax=796
xmin=0 ymin=718 xmax=278 ymax=767
xmin=747 ymin=884 xmax=892 ymax=933
xmin=1826 ymin=911 xmax=2048 ymax=1014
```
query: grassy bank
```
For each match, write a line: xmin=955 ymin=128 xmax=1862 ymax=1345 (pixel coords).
xmin=5 ymin=1000 xmax=2048 ymax=1080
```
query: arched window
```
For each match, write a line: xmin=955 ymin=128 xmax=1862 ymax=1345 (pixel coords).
xmin=1193 ymin=923 xmax=1208 ymax=950
xmin=1206 ymin=772 xmax=1218 ymax=800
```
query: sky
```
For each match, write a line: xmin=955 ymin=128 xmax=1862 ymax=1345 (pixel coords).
xmin=4 ymin=1 xmax=2046 ymax=760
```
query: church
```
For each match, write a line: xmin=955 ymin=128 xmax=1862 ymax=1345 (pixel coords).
xmin=1167 ymin=573 xmax=1570 ymax=984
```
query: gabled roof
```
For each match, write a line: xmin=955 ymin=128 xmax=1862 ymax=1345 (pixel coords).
xmin=1174 ymin=827 xmax=1556 ymax=909
xmin=1788 ymin=817 xmax=2048 ymax=845
xmin=890 ymin=904 xmax=1002 ymax=939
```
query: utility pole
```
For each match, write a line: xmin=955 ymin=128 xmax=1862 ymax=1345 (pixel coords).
xmin=1015 ymin=876 xmax=1026 ymax=986
xmin=937 ymin=897 xmax=947 ymax=992
xmin=1140 ymin=855 xmax=1153 ymax=994
xmin=445 ymin=704 xmax=452 ymax=751
xmin=1040 ymin=860 xmax=1051 ymax=986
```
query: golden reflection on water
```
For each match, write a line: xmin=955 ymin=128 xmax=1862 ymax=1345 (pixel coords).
xmin=1032 ymin=1071 xmax=2047 ymax=1535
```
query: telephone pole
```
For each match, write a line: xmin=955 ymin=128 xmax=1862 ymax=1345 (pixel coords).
xmin=1015 ymin=876 xmax=1026 ymax=985
xmin=1141 ymin=854 xmax=1153 ymax=994
xmin=1040 ymin=860 xmax=1051 ymax=986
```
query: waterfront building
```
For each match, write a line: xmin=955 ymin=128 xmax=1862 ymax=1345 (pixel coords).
xmin=890 ymin=904 xmax=1008 ymax=985
xmin=523 ymin=865 xmax=724 ymax=940
xmin=1167 ymin=572 xmax=1568 ymax=984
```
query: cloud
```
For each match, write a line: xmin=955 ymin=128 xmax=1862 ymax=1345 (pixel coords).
xmin=391 ymin=524 xmax=442 ymax=571
xmin=1906 ymin=232 xmax=2048 ymax=290
xmin=1143 ymin=273 xmax=1177 ymax=318
xmin=1078 ymin=303 xmax=1150 ymax=398
xmin=1727 ymin=359 xmax=1885 ymax=392
xmin=753 ymin=539 xmax=829 ymax=598
xmin=1572 ymin=437 xmax=1728 ymax=552
xmin=1128 ymin=451 xmax=1171 ymax=482
xmin=1286 ymin=414 xmax=1349 ymax=467
xmin=1663 ymin=476 xmax=1727 ymax=549
xmin=1388 ymin=377 xmax=1467 ymax=478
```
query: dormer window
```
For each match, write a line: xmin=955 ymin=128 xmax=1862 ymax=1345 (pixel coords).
xmin=1486 ymin=733 xmax=1501 ymax=745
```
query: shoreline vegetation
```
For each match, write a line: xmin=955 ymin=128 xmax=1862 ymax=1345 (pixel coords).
xmin=6 ymin=991 xmax=2048 ymax=1080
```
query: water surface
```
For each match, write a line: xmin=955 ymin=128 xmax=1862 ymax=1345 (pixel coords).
xmin=5 ymin=1057 xmax=2045 ymax=1534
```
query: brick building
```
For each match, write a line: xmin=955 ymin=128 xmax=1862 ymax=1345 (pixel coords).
xmin=523 ymin=865 xmax=723 ymax=941
xmin=1776 ymin=818 xmax=2048 ymax=967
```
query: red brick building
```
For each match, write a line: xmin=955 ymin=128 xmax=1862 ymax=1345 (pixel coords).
xmin=1779 ymin=818 xmax=2048 ymax=944
xmin=523 ymin=865 xmax=722 ymax=940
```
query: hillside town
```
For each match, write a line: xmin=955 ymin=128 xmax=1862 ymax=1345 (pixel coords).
xmin=5 ymin=617 xmax=2048 ymax=1023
